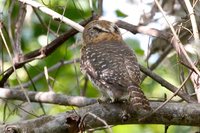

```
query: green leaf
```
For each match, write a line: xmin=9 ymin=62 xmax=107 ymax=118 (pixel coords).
xmin=115 ymin=9 xmax=127 ymax=17
xmin=125 ymin=38 xmax=144 ymax=56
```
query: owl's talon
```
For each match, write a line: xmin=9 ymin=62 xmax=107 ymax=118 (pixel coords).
xmin=97 ymin=96 xmax=116 ymax=104
xmin=122 ymin=99 xmax=128 ymax=103
xmin=97 ymin=96 xmax=111 ymax=104
xmin=97 ymin=98 xmax=104 ymax=104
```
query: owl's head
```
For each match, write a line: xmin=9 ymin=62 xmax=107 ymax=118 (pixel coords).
xmin=83 ymin=20 xmax=122 ymax=44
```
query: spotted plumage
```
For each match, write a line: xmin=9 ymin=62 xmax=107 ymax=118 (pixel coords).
xmin=81 ymin=20 xmax=151 ymax=111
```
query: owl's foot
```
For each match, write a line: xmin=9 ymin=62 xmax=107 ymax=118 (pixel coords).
xmin=120 ymin=99 xmax=129 ymax=103
xmin=112 ymin=95 xmax=130 ymax=103
xmin=98 ymin=96 xmax=129 ymax=104
xmin=97 ymin=96 xmax=113 ymax=104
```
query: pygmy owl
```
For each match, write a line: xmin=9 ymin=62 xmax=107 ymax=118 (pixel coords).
xmin=80 ymin=20 xmax=151 ymax=111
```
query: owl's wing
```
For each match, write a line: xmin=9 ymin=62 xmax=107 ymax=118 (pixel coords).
xmin=97 ymin=42 xmax=141 ymax=88
xmin=81 ymin=41 xmax=140 ymax=89
xmin=80 ymin=46 xmax=99 ymax=80
xmin=124 ymin=54 xmax=141 ymax=85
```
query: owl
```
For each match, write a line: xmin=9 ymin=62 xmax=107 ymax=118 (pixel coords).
xmin=80 ymin=20 xmax=151 ymax=111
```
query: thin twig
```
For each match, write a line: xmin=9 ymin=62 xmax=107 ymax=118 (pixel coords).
xmin=154 ymin=0 xmax=200 ymax=77
xmin=0 ymin=28 xmax=32 ymax=106
xmin=1 ymin=99 xmax=39 ymax=118
xmin=14 ymin=2 xmax=26 ymax=59
xmin=140 ymin=71 xmax=192 ymax=121
xmin=12 ymin=59 xmax=79 ymax=89
xmin=81 ymin=112 xmax=113 ymax=133
xmin=183 ymin=0 xmax=200 ymax=103
xmin=141 ymin=45 xmax=173 ymax=81
xmin=147 ymin=71 xmax=192 ymax=117
xmin=184 ymin=0 xmax=199 ymax=41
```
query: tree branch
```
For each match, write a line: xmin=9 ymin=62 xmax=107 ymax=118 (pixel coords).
xmin=1 ymin=63 xmax=195 ymax=105
xmin=0 ymin=15 xmax=97 ymax=87
xmin=154 ymin=0 xmax=200 ymax=76
xmin=184 ymin=0 xmax=199 ymax=41
xmin=0 ymin=88 xmax=96 ymax=107
xmin=18 ymin=0 xmax=84 ymax=32
xmin=139 ymin=65 xmax=196 ymax=103
xmin=1 ymin=102 xmax=200 ymax=133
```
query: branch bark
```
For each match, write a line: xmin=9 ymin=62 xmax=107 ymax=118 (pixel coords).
xmin=1 ymin=63 xmax=195 ymax=105
xmin=0 ymin=88 xmax=96 ymax=107
xmin=1 ymin=102 xmax=200 ymax=133
xmin=18 ymin=0 xmax=84 ymax=32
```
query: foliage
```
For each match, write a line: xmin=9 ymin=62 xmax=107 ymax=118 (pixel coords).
xmin=0 ymin=0 xmax=200 ymax=133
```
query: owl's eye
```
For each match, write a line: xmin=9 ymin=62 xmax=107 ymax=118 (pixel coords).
xmin=88 ymin=26 xmax=103 ymax=34
xmin=93 ymin=27 xmax=104 ymax=32
xmin=87 ymin=25 xmax=110 ymax=38
xmin=87 ymin=27 xmax=102 ymax=37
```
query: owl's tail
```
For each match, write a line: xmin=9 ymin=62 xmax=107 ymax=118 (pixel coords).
xmin=128 ymin=85 xmax=152 ymax=112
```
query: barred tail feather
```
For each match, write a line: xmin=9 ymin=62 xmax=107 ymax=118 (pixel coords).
xmin=128 ymin=85 xmax=151 ymax=112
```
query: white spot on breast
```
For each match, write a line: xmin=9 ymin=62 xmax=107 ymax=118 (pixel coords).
xmin=92 ymin=58 xmax=96 ymax=62
xmin=97 ymin=55 xmax=101 ymax=58
xmin=90 ymin=53 xmax=96 ymax=57
xmin=101 ymin=64 xmax=107 ymax=68
xmin=101 ymin=69 xmax=110 ymax=77
xmin=98 ymin=61 xmax=104 ymax=64
xmin=106 ymin=89 xmax=114 ymax=100
xmin=109 ymin=60 xmax=113 ymax=63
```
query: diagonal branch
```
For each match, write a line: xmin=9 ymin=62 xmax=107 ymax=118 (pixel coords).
xmin=0 ymin=16 xmax=97 ymax=87
xmin=18 ymin=0 xmax=84 ymax=32
xmin=139 ymin=65 xmax=196 ymax=103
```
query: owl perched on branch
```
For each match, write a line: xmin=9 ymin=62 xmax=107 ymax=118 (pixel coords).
xmin=81 ymin=20 xmax=151 ymax=111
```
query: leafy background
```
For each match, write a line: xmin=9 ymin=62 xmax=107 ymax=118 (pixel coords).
xmin=0 ymin=0 xmax=198 ymax=132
